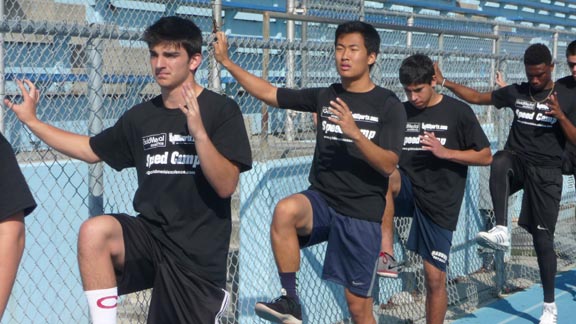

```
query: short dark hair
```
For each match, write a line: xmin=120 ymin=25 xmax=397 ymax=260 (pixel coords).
xmin=399 ymin=54 xmax=434 ymax=86
xmin=143 ymin=16 xmax=202 ymax=58
xmin=566 ymin=40 xmax=576 ymax=57
xmin=523 ymin=43 xmax=552 ymax=66
xmin=335 ymin=21 xmax=380 ymax=57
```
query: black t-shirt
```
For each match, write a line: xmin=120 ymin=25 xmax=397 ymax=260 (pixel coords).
xmin=492 ymin=79 xmax=576 ymax=166
xmin=89 ymin=90 xmax=252 ymax=287
xmin=277 ymin=84 xmax=407 ymax=222
xmin=556 ymin=76 xmax=576 ymax=173
xmin=399 ymin=95 xmax=490 ymax=231
xmin=0 ymin=133 xmax=36 ymax=220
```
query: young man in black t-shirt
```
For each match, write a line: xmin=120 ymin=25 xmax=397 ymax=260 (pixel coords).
xmin=381 ymin=54 xmax=491 ymax=324
xmin=0 ymin=133 xmax=37 ymax=321
xmin=6 ymin=17 xmax=252 ymax=323
xmin=435 ymin=43 xmax=576 ymax=324
xmin=559 ymin=41 xmax=576 ymax=178
xmin=487 ymin=40 xmax=576 ymax=180
xmin=214 ymin=21 xmax=406 ymax=323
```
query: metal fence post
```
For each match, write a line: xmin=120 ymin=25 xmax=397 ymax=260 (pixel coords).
xmin=211 ymin=0 xmax=222 ymax=92
xmin=301 ymin=0 xmax=308 ymax=89
xmin=285 ymin=0 xmax=296 ymax=142
xmin=407 ymin=15 xmax=414 ymax=48
xmin=552 ymin=31 xmax=559 ymax=80
xmin=261 ymin=12 xmax=270 ymax=151
xmin=87 ymin=38 xmax=104 ymax=217
xmin=490 ymin=23 xmax=500 ymax=123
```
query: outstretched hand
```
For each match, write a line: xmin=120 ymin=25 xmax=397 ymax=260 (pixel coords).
xmin=495 ymin=71 xmax=507 ymax=88
xmin=4 ymin=79 xmax=41 ymax=125
xmin=433 ymin=62 xmax=445 ymax=84
xmin=213 ymin=31 xmax=231 ymax=65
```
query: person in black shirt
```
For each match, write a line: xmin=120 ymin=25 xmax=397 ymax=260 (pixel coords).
xmin=214 ymin=21 xmax=406 ymax=323
xmin=0 ymin=133 xmax=36 ymax=321
xmin=6 ymin=16 xmax=252 ymax=324
xmin=382 ymin=54 xmax=491 ymax=324
xmin=558 ymin=41 xmax=576 ymax=179
xmin=435 ymin=43 xmax=576 ymax=324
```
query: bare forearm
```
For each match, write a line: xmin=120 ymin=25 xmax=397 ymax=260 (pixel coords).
xmin=220 ymin=58 xmax=279 ymax=107
xmin=353 ymin=135 xmax=399 ymax=176
xmin=24 ymin=119 xmax=100 ymax=163
xmin=0 ymin=213 xmax=25 ymax=319
xmin=442 ymin=79 xmax=492 ymax=105
xmin=442 ymin=147 xmax=492 ymax=166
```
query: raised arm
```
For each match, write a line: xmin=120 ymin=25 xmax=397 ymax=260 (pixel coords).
xmin=495 ymin=71 xmax=507 ymax=88
xmin=213 ymin=31 xmax=279 ymax=107
xmin=5 ymin=80 xmax=100 ymax=163
xmin=434 ymin=63 xmax=493 ymax=105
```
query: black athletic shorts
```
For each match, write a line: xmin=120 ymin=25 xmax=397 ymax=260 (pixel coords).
xmin=503 ymin=154 xmax=562 ymax=237
xmin=111 ymin=213 xmax=230 ymax=324
xmin=518 ymin=165 xmax=562 ymax=237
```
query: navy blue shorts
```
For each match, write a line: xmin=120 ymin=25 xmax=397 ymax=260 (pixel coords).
xmin=395 ymin=172 xmax=453 ymax=272
xmin=299 ymin=190 xmax=381 ymax=297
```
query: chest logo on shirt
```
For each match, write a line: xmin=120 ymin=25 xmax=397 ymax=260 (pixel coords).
xmin=403 ymin=122 xmax=448 ymax=149
xmin=406 ymin=122 xmax=421 ymax=133
xmin=320 ymin=106 xmax=379 ymax=142
xmin=169 ymin=133 xmax=194 ymax=145
xmin=143 ymin=133 xmax=167 ymax=150
xmin=320 ymin=106 xmax=338 ymax=120
xmin=145 ymin=151 xmax=200 ymax=169
xmin=514 ymin=99 xmax=556 ymax=127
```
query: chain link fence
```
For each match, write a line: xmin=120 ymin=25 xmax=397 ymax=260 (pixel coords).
xmin=2 ymin=0 xmax=576 ymax=323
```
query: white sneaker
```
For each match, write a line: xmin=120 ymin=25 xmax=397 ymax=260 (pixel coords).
xmin=476 ymin=225 xmax=510 ymax=251
xmin=539 ymin=302 xmax=557 ymax=324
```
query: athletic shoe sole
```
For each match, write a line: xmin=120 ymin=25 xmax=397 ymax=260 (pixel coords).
xmin=476 ymin=234 xmax=509 ymax=251
xmin=254 ymin=303 xmax=302 ymax=324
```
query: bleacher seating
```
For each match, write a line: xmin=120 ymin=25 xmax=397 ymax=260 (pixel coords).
xmin=382 ymin=0 xmax=576 ymax=29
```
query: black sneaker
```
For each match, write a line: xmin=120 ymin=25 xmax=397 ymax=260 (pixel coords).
xmin=254 ymin=290 xmax=302 ymax=324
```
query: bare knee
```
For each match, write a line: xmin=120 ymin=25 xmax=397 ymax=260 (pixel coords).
xmin=273 ymin=198 xmax=299 ymax=225
xmin=271 ymin=195 xmax=312 ymax=235
xmin=425 ymin=268 xmax=446 ymax=294
xmin=346 ymin=291 xmax=376 ymax=324
xmin=78 ymin=215 xmax=123 ymax=255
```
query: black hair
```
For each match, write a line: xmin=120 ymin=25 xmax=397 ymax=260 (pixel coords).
xmin=399 ymin=54 xmax=434 ymax=86
xmin=566 ymin=40 xmax=576 ymax=57
xmin=143 ymin=16 xmax=202 ymax=58
xmin=523 ymin=43 xmax=552 ymax=66
xmin=335 ymin=21 xmax=380 ymax=57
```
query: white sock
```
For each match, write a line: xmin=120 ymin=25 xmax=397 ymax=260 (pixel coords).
xmin=544 ymin=301 xmax=557 ymax=309
xmin=85 ymin=287 xmax=118 ymax=324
